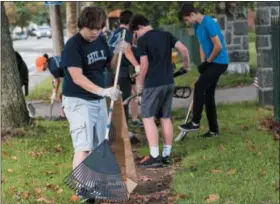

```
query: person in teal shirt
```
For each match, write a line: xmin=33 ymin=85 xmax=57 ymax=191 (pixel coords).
xmin=178 ymin=4 xmax=228 ymax=138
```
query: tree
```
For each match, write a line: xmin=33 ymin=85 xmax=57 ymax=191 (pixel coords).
xmin=1 ymin=2 xmax=30 ymax=132
xmin=4 ymin=2 xmax=44 ymax=30
xmin=66 ymin=2 xmax=77 ymax=38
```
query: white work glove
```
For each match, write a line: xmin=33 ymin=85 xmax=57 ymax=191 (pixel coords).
xmin=99 ymin=87 xmax=122 ymax=101
xmin=134 ymin=65 xmax=140 ymax=74
xmin=113 ymin=40 xmax=129 ymax=54
xmin=50 ymin=91 xmax=56 ymax=101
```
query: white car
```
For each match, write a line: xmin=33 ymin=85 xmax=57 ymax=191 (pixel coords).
xmin=36 ymin=26 xmax=52 ymax=39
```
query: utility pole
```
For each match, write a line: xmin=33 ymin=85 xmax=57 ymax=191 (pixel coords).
xmin=49 ymin=4 xmax=64 ymax=56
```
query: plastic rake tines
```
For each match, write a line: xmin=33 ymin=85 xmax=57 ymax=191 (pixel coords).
xmin=64 ymin=140 xmax=128 ymax=202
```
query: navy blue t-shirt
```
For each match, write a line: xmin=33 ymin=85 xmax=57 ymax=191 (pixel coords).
xmin=61 ymin=33 xmax=113 ymax=100
xmin=137 ymin=30 xmax=178 ymax=88
xmin=108 ymin=27 xmax=133 ymax=77
xmin=48 ymin=56 xmax=63 ymax=78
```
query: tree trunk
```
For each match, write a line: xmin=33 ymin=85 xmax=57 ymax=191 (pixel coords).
xmin=1 ymin=2 xmax=30 ymax=132
xmin=66 ymin=2 xmax=77 ymax=38
xmin=49 ymin=5 xmax=64 ymax=56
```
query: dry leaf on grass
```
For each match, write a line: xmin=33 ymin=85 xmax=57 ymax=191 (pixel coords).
xmin=70 ymin=195 xmax=80 ymax=202
xmin=227 ymin=168 xmax=237 ymax=175
xmin=35 ymin=188 xmax=42 ymax=194
xmin=205 ymin=194 xmax=220 ymax=203
xmin=55 ymin=145 xmax=63 ymax=152
xmin=218 ymin=145 xmax=225 ymax=151
xmin=177 ymin=193 xmax=190 ymax=200
xmin=56 ymin=188 xmax=63 ymax=194
xmin=7 ymin=169 xmax=13 ymax=173
xmin=9 ymin=186 xmax=16 ymax=192
xmin=259 ymin=169 xmax=267 ymax=177
xmin=11 ymin=156 xmax=17 ymax=160
xmin=36 ymin=197 xmax=52 ymax=203
xmin=23 ymin=192 xmax=30 ymax=199
xmin=211 ymin=169 xmax=223 ymax=174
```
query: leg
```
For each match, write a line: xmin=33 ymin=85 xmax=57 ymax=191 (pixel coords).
xmin=159 ymin=84 xmax=174 ymax=162
xmin=205 ymin=82 xmax=219 ymax=133
xmin=62 ymin=96 xmax=96 ymax=169
xmin=94 ymin=98 xmax=108 ymax=148
xmin=130 ymin=84 xmax=139 ymax=121
xmin=130 ymin=84 xmax=143 ymax=127
xmin=139 ymin=87 xmax=163 ymax=168
xmin=179 ymin=63 xmax=227 ymax=132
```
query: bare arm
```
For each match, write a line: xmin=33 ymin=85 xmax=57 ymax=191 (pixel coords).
xmin=174 ymin=41 xmax=190 ymax=69
xmin=68 ymin=67 xmax=102 ymax=94
xmin=199 ymin=45 xmax=206 ymax=62
xmin=207 ymin=36 xmax=222 ymax=63
xmin=124 ymin=45 xmax=139 ymax=67
xmin=138 ymin=55 xmax=149 ymax=89
xmin=52 ymin=78 xmax=60 ymax=94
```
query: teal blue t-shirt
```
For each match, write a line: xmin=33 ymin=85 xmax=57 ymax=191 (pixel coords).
xmin=194 ymin=15 xmax=229 ymax=64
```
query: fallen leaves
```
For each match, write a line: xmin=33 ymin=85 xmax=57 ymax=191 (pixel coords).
xmin=35 ymin=188 xmax=42 ymax=194
xmin=259 ymin=169 xmax=267 ymax=177
xmin=7 ymin=169 xmax=13 ymax=173
xmin=11 ymin=156 xmax=17 ymax=161
xmin=36 ymin=197 xmax=53 ymax=203
xmin=29 ymin=151 xmax=44 ymax=158
xmin=227 ymin=168 xmax=237 ymax=175
xmin=205 ymin=194 xmax=220 ymax=203
xmin=218 ymin=145 xmax=225 ymax=151
xmin=247 ymin=140 xmax=257 ymax=152
xmin=70 ymin=195 xmax=80 ymax=202
xmin=211 ymin=169 xmax=224 ymax=174
xmin=55 ymin=144 xmax=63 ymax=152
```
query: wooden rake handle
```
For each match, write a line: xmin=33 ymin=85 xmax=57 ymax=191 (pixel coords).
xmin=105 ymin=29 xmax=127 ymax=140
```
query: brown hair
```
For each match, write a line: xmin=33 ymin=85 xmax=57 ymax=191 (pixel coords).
xmin=78 ymin=7 xmax=107 ymax=30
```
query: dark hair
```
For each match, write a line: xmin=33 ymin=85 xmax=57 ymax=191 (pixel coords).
xmin=119 ymin=10 xmax=133 ymax=25
xmin=179 ymin=4 xmax=200 ymax=20
xmin=43 ymin=53 xmax=49 ymax=59
xmin=78 ymin=6 xmax=107 ymax=30
xmin=129 ymin=15 xmax=149 ymax=32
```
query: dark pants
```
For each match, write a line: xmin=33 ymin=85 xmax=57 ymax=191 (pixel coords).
xmin=192 ymin=63 xmax=228 ymax=133
xmin=118 ymin=77 xmax=132 ymax=121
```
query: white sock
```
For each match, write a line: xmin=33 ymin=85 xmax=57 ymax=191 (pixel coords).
xmin=162 ymin=145 xmax=172 ymax=157
xmin=150 ymin=146 xmax=159 ymax=158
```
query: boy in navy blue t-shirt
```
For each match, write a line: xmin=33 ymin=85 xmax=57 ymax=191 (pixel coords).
xmin=178 ymin=4 xmax=228 ymax=137
xmin=129 ymin=15 xmax=190 ymax=168
xmin=60 ymin=6 xmax=125 ymax=202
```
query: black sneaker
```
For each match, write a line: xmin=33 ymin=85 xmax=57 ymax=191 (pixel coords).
xmin=178 ymin=122 xmax=200 ymax=132
xmin=162 ymin=156 xmax=172 ymax=166
xmin=138 ymin=155 xmax=163 ymax=168
xmin=201 ymin=131 xmax=219 ymax=138
xmin=130 ymin=135 xmax=140 ymax=145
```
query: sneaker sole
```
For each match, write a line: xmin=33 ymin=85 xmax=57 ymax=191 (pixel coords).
xmin=178 ymin=126 xmax=199 ymax=132
xmin=138 ymin=162 xmax=163 ymax=168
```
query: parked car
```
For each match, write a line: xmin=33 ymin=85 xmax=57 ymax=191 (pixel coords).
xmin=11 ymin=31 xmax=28 ymax=40
xmin=35 ymin=26 xmax=52 ymax=39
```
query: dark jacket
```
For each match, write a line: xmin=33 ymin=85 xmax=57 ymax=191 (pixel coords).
xmin=15 ymin=51 xmax=29 ymax=96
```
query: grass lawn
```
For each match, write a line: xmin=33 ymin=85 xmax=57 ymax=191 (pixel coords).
xmin=2 ymin=102 xmax=278 ymax=203
xmin=138 ymin=102 xmax=279 ymax=204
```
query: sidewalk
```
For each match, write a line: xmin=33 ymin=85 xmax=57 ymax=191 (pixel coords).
xmin=27 ymin=86 xmax=258 ymax=118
